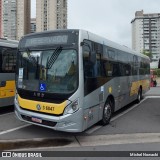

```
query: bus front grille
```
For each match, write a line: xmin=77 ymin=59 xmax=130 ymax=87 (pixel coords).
xmin=21 ymin=115 xmax=57 ymax=127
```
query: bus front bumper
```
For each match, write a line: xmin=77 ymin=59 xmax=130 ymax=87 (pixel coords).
xmin=14 ymin=98 xmax=84 ymax=133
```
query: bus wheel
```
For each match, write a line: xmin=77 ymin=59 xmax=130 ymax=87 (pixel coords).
xmin=101 ymin=99 xmax=113 ymax=125
xmin=136 ymin=88 xmax=142 ymax=103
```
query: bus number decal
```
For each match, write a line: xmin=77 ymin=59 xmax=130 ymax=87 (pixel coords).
xmin=43 ymin=106 xmax=54 ymax=111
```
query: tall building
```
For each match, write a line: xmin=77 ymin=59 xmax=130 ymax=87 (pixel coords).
xmin=30 ymin=18 xmax=36 ymax=33
xmin=131 ymin=10 xmax=160 ymax=68
xmin=36 ymin=0 xmax=67 ymax=32
xmin=1 ymin=0 xmax=31 ymax=40
xmin=2 ymin=0 xmax=17 ymax=40
xmin=0 ymin=0 xmax=2 ymax=38
xmin=17 ymin=0 xmax=31 ymax=40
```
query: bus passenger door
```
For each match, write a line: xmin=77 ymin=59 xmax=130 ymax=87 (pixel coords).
xmin=82 ymin=40 xmax=103 ymax=129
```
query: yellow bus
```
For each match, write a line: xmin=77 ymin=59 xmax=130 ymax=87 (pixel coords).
xmin=0 ymin=38 xmax=18 ymax=107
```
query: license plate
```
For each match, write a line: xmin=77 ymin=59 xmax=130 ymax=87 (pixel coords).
xmin=31 ymin=117 xmax=42 ymax=124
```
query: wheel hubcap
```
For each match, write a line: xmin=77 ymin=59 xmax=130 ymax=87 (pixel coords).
xmin=104 ymin=103 xmax=111 ymax=120
xmin=138 ymin=90 xmax=141 ymax=101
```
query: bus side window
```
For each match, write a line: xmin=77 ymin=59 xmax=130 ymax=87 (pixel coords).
xmin=104 ymin=61 xmax=113 ymax=77
xmin=82 ymin=41 xmax=94 ymax=78
xmin=125 ymin=64 xmax=131 ymax=76
xmin=83 ymin=41 xmax=103 ymax=78
xmin=112 ymin=63 xmax=120 ymax=77
xmin=133 ymin=55 xmax=139 ymax=75
xmin=2 ymin=48 xmax=16 ymax=73
xmin=103 ymin=61 xmax=119 ymax=77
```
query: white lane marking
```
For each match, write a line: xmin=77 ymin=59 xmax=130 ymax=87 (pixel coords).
xmin=85 ymin=125 xmax=102 ymax=134
xmin=145 ymin=96 xmax=160 ymax=98
xmin=86 ymin=98 xmax=147 ymax=134
xmin=1 ymin=96 xmax=159 ymax=136
xmin=111 ymin=98 xmax=146 ymax=122
xmin=0 ymin=124 xmax=31 ymax=136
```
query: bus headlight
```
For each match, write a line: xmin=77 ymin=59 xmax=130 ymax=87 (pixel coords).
xmin=64 ymin=99 xmax=79 ymax=115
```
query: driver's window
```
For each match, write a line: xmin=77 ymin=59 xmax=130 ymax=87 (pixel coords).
xmin=82 ymin=40 xmax=94 ymax=78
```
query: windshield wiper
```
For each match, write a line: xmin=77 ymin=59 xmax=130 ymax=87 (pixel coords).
xmin=46 ymin=46 xmax=62 ymax=69
xmin=26 ymin=48 xmax=37 ymax=66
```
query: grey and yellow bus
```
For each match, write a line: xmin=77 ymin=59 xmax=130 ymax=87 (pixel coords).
xmin=14 ymin=29 xmax=150 ymax=132
xmin=0 ymin=38 xmax=18 ymax=107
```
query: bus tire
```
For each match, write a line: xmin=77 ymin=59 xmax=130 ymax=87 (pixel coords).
xmin=136 ymin=88 xmax=142 ymax=103
xmin=100 ymin=98 xmax=113 ymax=125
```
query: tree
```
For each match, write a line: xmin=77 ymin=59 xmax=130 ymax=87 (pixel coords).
xmin=142 ymin=50 xmax=152 ymax=60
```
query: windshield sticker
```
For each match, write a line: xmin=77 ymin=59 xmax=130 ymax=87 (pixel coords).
xmin=19 ymin=68 xmax=24 ymax=79
xmin=39 ymin=83 xmax=46 ymax=92
xmin=18 ymin=79 xmax=23 ymax=88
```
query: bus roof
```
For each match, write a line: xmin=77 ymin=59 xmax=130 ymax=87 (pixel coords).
xmin=20 ymin=29 xmax=149 ymax=60
xmin=80 ymin=29 xmax=150 ymax=60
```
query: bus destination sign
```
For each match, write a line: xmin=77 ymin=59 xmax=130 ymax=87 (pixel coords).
xmin=25 ymin=35 xmax=68 ymax=47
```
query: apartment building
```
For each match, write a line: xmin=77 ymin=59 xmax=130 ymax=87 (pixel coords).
xmin=2 ymin=0 xmax=17 ymax=39
xmin=1 ymin=0 xmax=31 ymax=40
xmin=36 ymin=0 xmax=67 ymax=32
xmin=17 ymin=0 xmax=31 ymax=40
xmin=30 ymin=18 xmax=36 ymax=33
xmin=0 ymin=0 xmax=2 ymax=38
xmin=131 ymin=10 xmax=160 ymax=68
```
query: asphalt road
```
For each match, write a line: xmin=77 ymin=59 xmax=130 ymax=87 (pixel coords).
xmin=0 ymin=87 xmax=160 ymax=160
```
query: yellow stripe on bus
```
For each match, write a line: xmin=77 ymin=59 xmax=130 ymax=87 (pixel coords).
xmin=130 ymin=79 xmax=150 ymax=96
xmin=18 ymin=95 xmax=67 ymax=115
xmin=0 ymin=81 xmax=15 ymax=98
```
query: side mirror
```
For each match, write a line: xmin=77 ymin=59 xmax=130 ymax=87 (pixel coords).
xmin=81 ymin=41 xmax=96 ymax=65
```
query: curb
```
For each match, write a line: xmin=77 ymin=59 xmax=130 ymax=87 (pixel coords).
xmin=0 ymin=137 xmax=79 ymax=150
xmin=2 ymin=133 xmax=160 ymax=151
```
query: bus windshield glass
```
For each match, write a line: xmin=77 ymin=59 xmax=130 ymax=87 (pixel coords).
xmin=17 ymin=48 xmax=78 ymax=94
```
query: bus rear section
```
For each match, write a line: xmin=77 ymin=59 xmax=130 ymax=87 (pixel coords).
xmin=0 ymin=74 xmax=15 ymax=107
xmin=0 ymin=39 xmax=18 ymax=107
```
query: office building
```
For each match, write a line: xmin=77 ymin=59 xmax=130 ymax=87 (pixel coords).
xmin=36 ymin=0 xmax=67 ymax=32
xmin=131 ymin=10 xmax=160 ymax=68
xmin=17 ymin=0 xmax=31 ymax=40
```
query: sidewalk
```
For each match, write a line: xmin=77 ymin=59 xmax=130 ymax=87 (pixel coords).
xmin=145 ymin=86 xmax=160 ymax=97
xmin=156 ymin=77 xmax=160 ymax=87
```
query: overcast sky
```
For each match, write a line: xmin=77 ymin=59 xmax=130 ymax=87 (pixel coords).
xmin=31 ymin=0 xmax=160 ymax=48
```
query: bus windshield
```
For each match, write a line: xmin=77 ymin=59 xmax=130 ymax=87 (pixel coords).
xmin=17 ymin=48 xmax=78 ymax=94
